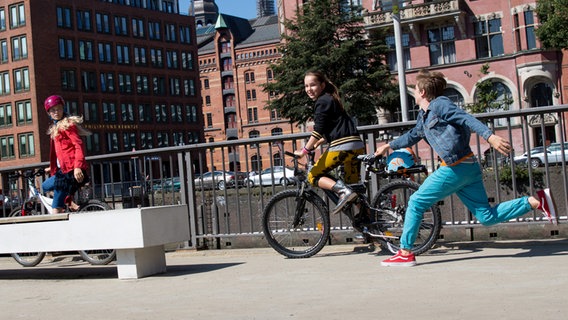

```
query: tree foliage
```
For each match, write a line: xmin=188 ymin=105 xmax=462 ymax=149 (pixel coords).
xmin=464 ymin=63 xmax=512 ymax=114
xmin=263 ymin=0 xmax=398 ymax=125
xmin=535 ymin=0 xmax=568 ymax=49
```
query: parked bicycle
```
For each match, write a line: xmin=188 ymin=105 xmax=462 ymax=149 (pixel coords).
xmin=262 ymin=151 xmax=442 ymax=258
xmin=8 ymin=168 xmax=115 ymax=267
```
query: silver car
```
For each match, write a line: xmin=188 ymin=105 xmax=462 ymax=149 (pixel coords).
xmin=246 ymin=166 xmax=295 ymax=187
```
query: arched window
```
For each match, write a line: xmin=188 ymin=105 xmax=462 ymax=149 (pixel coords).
xmin=271 ymin=128 xmax=283 ymax=136
xmin=443 ymin=87 xmax=465 ymax=109
xmin=249 ymin=130 xmax=260 ymax=148
xmin=273 ymin=152 xmax=282 ymax=166
xmin=251 ymin=154 xmax=262 ymax=173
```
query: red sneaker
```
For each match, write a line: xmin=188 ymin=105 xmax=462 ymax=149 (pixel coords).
xmin=536 ymin=188 xmax=557 ymax=225
xmin=381 ymin=250 xmax=416 ymax=267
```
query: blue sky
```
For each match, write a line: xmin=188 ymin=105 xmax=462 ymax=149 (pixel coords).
xmin=180 ymin=0 xmax=258 ymax=19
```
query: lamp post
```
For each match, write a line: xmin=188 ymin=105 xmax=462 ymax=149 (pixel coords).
xmin=393 ymin=0 xmax=409 ymax=122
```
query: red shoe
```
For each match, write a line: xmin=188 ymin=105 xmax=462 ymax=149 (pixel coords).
xmin=381 ymin=250 xmax=416 ymax=267
xmin=536 ymin=188 xmax=557 ymax=225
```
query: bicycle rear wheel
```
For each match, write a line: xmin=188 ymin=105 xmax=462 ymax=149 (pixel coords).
xmin=262 ymin=189 xmax=330 ymax=258
xmin=371 ymin=180 xmax=441 ymax=255
xmin=9 ymin=208 xmax=46 ymax=267
xmin=77 ymin=200 xmax=116 ymax=265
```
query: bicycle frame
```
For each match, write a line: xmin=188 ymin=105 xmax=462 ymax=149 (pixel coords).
xmin=23 ymin=179 xmax=54 ymax=215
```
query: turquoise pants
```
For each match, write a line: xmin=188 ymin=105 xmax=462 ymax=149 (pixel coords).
xmin=401 ymin=161 xmax=533 ymax=250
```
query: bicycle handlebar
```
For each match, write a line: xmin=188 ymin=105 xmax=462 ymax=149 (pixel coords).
xmin=9 ymin=168 xmax=46 ymax=180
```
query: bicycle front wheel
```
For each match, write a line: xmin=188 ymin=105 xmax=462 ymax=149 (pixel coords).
xmin=77 ymin=200 xmax=116 ymax=265
xmin=371 ymin=180 xmax=441 ymax=255
xmin=9 ymin=208 xmax=46 ymax=267
xmin=262 ymin=189 xmax=330 ymax=258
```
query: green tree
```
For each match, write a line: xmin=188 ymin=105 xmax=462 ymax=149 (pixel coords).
xmin=264 ymin=0 xmax=398 ymax=125
xmin=535 ymin=0 xmax=568 ymax=49
xmin=464 ymin=63 xmax=513 ymax=114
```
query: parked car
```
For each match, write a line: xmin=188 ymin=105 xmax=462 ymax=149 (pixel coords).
xmin=513 ymin=146 xmax=545 ymax=166
xmin=194 ymin=171 xmax=246 ymax=190
xmin=245 ymin=166 xmax=295 ymax=187
xmin=151 ymin=177 xmax=181 ymax=192
xmin=528 ymin=142 xmax=568 ymax=168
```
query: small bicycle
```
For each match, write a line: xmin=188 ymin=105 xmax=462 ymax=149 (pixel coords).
xmin=8 ymin=168 xmax=115 ymax=267
xmin=262 ymin=151 xmax=442 ymax=258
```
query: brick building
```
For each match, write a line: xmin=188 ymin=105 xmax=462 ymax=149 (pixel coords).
xmin=0 ymin=0 xmax=202 ymax=187
xmin=195 ymin=0 xmax=295 ymax=173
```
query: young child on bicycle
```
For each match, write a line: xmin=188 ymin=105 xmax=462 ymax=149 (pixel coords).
xmin=294 ymin=71 xmax=365 ymax=214
xmin=42 ymin=95 xmax=90 ymax=214
xmin=374 ymin=69 xmax=557 ymax=267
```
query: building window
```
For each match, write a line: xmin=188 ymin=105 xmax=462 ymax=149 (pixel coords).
xmin=150 ymin=48 xmax=163 ymax=67
xmin=102 ymin=102 xmax=117 ymax=123
xmin=148 ymin=21 xmax=161 ymax=40
xmin=249 ymin=130 xmax=260 ymax=148
xmin=0 ymin=8 xmax=6 ymax=31
xmin=86 ymin=133 xmax=100 ymax=153
xmin=185 ymin=105 xmax=198 ymax=123
xmin=0 ymin=103 xmax=12 ymax=127
xmin=118 ymin=73 xmax=133 ymax=93
xmin=58 ymin=38 xmax=74 ymax=60
xmin=524 ymin=10 xmax=537 ymax=50
xmin=121 ymin=103 xmax=135 ymax=123
xmin=117 ymin=44 xmax=130 ymax=64
xmin=1 ymin=39 xmax=8 ymax=63
xmin=96 ymin=13 xmax=111 ymax=34
xmin=106 ymin=132 xmax=119 ymax=152
xmin=179 ymin=25 xmax=192 ymax=44
xmin=267 ymin=69 xmax=273 ymax=80
xmin=98 ymin=42 xmax=113 ymax=63
xmin=173 ymin=132 xmax=184 ymax=146
xmin=10 ymin=3 xmax=25 ymax=28
xmin=83 ymin=101 xmax=98 ymax=122
xmin=222 ymin=58 xmax=232 ymax=71
xmin=79 ymin=40 xmax=94 ymax=61
xmin=16 ymin=100 xmax=31 ymax=125
xmin=166 ymin=50 xmax=179 ymax=69
xmin=247 ymin=107 xmax=258 ymax=123
xmin=123 ymin=132 xmax=136 ymax=151
xmin=134 ymin=46 xmax=147 ymax=65
xmin=11 ymin=35 xmax=27 ymax=61
xmin=155 ymin=104 xmax=167 ymax=123
xmin=165 ymin=23 xmax=176 ymax=42
xmin=205 ymin=95 xmax=211 ymax=106
xmin=428 ymin=26 xmax=456 ymax=65
xmin=206 ymin=113 xmax=213 ymax=128
xmin=19 ymin=134 xmax=35 ymax=159
xmin=220 ymin=42 xmax=231 ymax=53
xmin=183 ymin=78 xmax=195 ymax=96
xmin=114 ymin=16 xmax=129 ymax=36
xmin=81 ymin=71 xmax=97 ymax=92
xmin=66 ymin=100 xmax=78 ymax=115
xmin=76 ymin=10 xmax=92 ymax=32
xmin=271 ymin=128 xmax=283 ymax=136
xmin=474 ymin=18 xmax=504 ymax=59
xmin=271 ymin=109 xmax=281 ymax=121
xmin=132 ymin=18 xmax=145 ymax=38
xmin=171 ymin=104 xmax=183 ymax=123
xmin=246 ymin=89 xmax=257 ymax=101
xmin=203 ymin=78 xmax=209 ymax=89
xmin=157 ymin=132 xmax=169 ymax=147
xmin=13 ymin=67 xmax=30 ymax=93
xmin=245 ymin=71 xmax=255 ymax=84
xmin=138 ymin=104 xmax=152 ymax=123
xmin=181 ymin=51 xmax=194 ymax=70
xmin=225 ymin=95 xmax=235 ymax=107
xmin=100 ymin=72 xmax=115 ymax=93
xmin=386 ymin=33 xmax=411 ymax=71
xmin=0 ymin=71 xmax=10 ymax=95
xmin=169 ymin=77 xmax=181 ymax=96
xmin=0 ymin=135 xmax=15 ymax=160
xmin=136 ymin=75 xmax=149 ymax=94
xmin=152 ymin=76 xmax=165 ymax=95
xmin=61 ymin=69 xmax=77 ymax=91
xmin=56 ymin=7 xmax=72 ymax=29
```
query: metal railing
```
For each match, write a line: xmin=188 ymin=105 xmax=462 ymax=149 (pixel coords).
xmin=1 ymin=105 xmax=567 ymax=249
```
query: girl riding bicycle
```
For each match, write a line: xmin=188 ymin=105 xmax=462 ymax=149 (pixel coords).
xmin=42 ymin=95 xmax=91 ymax=214
xmin=293 ymin=71 xmax=365 ymax=214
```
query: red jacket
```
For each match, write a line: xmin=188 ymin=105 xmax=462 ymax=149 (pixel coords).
xmin=49 ymin=123 xmax=88 ymax=175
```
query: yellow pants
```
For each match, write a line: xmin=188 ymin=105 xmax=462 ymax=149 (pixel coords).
xmin=308 ymin=148 xmax=365 ymax=186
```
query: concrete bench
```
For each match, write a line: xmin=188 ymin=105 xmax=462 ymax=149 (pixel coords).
xmin=0 ymin=205 xmax=190 ymax=279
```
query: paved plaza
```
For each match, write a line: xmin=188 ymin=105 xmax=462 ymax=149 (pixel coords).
xmin=0 ymin=239 xmax=567 ymax=320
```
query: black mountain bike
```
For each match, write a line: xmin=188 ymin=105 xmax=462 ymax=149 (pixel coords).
xmin=8 ymin=169 xmax=115 ymax=267
xmin=262 ymin=151 xmax=442 ymax=258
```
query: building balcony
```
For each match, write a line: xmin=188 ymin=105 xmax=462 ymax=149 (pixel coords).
xmin=220 ymin=52 xmax=232 ymax=59
xmin=364 ymin=0 xmax=467 ymax=42
xmin=221 ymin=70 xmax=233 ymax=77
xmin=224 ymin=106 xmax=236 ymax=114
xmin=226 ymin=128 xmax=238 ymax=139
xmin=222 ymin=88 xmax=235 ymax=95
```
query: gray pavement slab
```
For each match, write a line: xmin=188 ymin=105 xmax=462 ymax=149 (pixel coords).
xmin=0 ymin=239 xmax=567 ymax=320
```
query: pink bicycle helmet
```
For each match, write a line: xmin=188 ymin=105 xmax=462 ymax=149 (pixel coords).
xmin=44 ymin=95 xmax=65 ymax=111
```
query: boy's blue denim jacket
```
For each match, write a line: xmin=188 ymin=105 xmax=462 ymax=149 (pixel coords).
xmin=389 ymin=96 xmax=493 ymax=166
